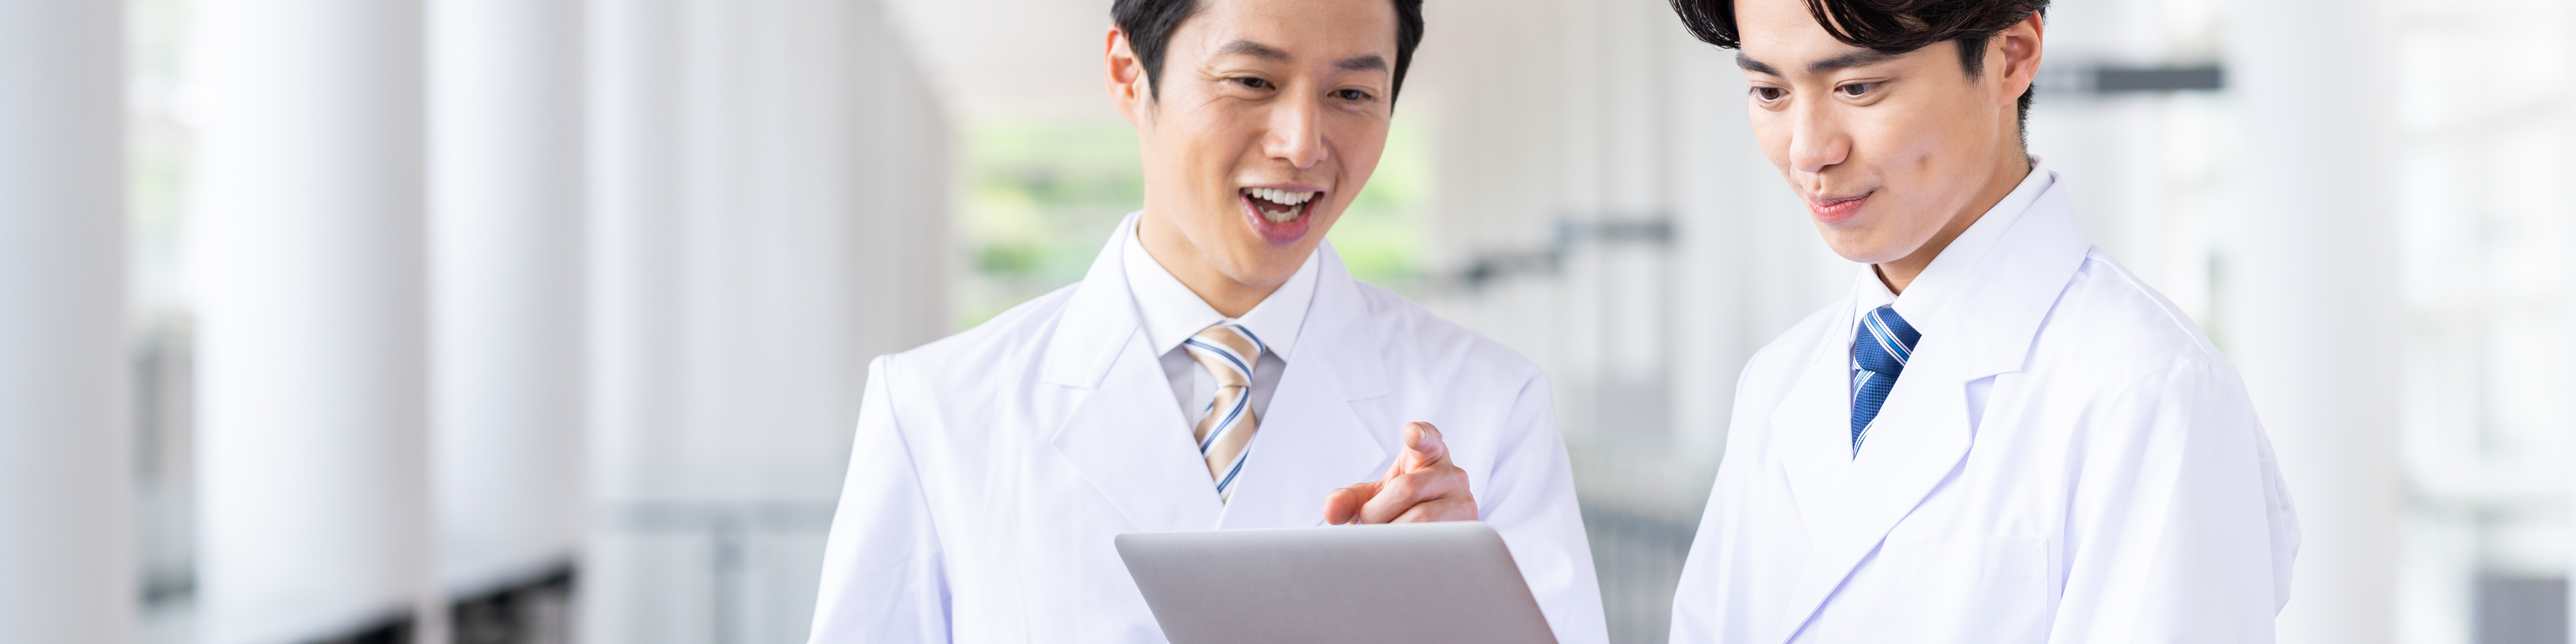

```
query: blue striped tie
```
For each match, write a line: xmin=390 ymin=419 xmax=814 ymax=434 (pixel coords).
xmin=1851 ymin=305 xmax=1919 ymax=453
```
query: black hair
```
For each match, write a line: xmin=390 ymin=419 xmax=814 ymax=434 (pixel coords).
xmin=1112 ymin=0 xmax=1427 ymax=106
xmin=1669 ymin=0 xmax=2048 ymax=135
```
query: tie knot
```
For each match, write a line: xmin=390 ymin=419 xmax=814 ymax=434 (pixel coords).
xmin=1854 ymin=305 xmax=1919 ymax=376
xmin=1184 ymin=323 xmax=1264 ymax=387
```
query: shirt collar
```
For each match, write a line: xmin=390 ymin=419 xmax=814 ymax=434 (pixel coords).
xmin=1852 ymin=157 xmax=2056 ymax=334
xmin=1122 ymin=213 xmax=1319 ymax=360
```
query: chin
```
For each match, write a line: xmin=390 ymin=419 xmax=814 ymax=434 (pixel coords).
xmin=1827 ymin=236 xmax=1927 ymax=266
xmin=1213 ymin=244 xmax=1313 ymax=287
xmin=1816 ymin=227 xmax=1891 ymax=264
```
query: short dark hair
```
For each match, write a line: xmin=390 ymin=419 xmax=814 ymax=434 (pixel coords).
xmin=1112 ymin=0 xmax=1426 ymax=106
xmin=1669 ymin=0 xmax=2047 ymax=133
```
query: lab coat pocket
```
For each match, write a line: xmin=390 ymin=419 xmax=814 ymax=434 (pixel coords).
xmin=1878 ymin=537 xmax=2051 ymax=643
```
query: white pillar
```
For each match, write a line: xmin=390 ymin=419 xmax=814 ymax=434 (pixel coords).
xmin=2555 ymin=2 xmax=2576 ymax=636
xmin=2224 ymin=1 xmax=2398 ymax=642
xmin=430 ymin=0 xmax=587 ymax=599
xmin=0 ymin=3 xmax=132 ymax=643
xmin=585 ymin=1 xmax=948 ymax=642
xmin=580 ymin=0 xmax=690 ymax=636
xmin=190 ymin=0 xmax=437 ymax=642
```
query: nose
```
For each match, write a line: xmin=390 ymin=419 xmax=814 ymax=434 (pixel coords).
xmin=1785 ymin=97 xmax=1849 ymax=176
xmin=1264 ymin=92 xmax=1329 ymax=170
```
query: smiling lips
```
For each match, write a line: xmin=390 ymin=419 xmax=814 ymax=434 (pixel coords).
xmin=1807 ymin=193 xmax=1870 ymax=224
xmin=1241 ymin=187 xmax=1322 ymax=244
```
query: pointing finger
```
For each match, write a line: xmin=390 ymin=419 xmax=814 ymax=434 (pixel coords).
xmin=1404 ymin=421 xmax=1449 ymax=469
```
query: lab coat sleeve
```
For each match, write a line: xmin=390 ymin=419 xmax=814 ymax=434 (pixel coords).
xmin=806 ymin=356 xmax=951 ymax=644
xmin=2046 ymin=360 xmax=2299 ymax=644
xmin=1477 ymin=370 xmax=1611 ymax=644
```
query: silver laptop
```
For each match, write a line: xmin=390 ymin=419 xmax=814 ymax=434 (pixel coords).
xmin=1115 ymin=521 xmax=1558 ymax=644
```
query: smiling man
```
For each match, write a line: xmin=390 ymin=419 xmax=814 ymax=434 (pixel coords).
xmin=1661 ymin=0 xmax=2298 ymax=642
xmin=802 ymin=0 xmax=1607 ymax=642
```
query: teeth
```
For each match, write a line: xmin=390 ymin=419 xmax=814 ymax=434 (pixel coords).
xmin=1245 ymin=187 xmax=1318 ymax=206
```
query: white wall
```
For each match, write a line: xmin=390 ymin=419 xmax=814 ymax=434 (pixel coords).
xmin=0 ymin=2 xmax=133 ymax=642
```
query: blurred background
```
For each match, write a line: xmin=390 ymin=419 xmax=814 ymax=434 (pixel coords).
xmin=0 ymin=0 xmax=2567 ymax=643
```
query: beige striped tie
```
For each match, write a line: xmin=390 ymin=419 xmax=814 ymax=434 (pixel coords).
xmin=1183 ymin=323 xmax=1265 ymax=500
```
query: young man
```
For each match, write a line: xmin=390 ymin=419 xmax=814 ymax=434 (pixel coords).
xmin=1662 ymin=1 xmax=2298 ymax=641
xmin=803 ymin=0 xmax=1608 ymax=642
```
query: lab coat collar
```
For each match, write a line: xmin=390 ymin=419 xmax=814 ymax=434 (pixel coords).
xmin=1852 ymin=159 xmax=2057 ymax=336
xmin=1041 ymin=216 xmax=1148 ymax=389
xmin=1768 ymin=167 xmax=2090 ymax=644
xmin=1041 ymin=215 xmax=1391 ymax=533
xmin=1926 ymin=164 xmax=2087 ymax=381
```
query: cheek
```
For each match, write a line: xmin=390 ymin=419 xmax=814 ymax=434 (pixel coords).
xmin=1329 ymin=120 xmax=1388 ymax=173
xmin=1849 ymin=113 xmax=1939 ymax=178
xmin=1880 ymin=93 xmax=1973 ymax=160
xmin=1750 ymin=111 xmax=1793 ymax=170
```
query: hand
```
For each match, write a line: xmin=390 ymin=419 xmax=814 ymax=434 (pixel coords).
xmin=1322 ymin=422 xmax=1479 ymax=525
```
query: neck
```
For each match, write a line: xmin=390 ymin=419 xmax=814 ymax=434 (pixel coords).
xmin=1874 ymin=152 xmax=2031 ymax=294
xmin=1137 ymin=208 xmax=1277 ymax=318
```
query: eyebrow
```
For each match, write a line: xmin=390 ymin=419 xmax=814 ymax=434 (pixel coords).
xmin=1336 ymin=54 xmax=1389 ymax=72
xmin=1808 ymin=50 xmax=1900 ymax=74
xmin=1735 ymin=52 xmax=1780 ymax=76
xmin=1735 ymin=49 xmax=1902 ymax=76
xmin=1215 ymin=40 xmax=1291 ymax=62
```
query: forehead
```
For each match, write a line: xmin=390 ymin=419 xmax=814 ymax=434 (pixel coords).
xmin=1732 ymin=0 xmax=1869 ymax=70
xmin=1172 ymin=0 xmax=1399 ymax=62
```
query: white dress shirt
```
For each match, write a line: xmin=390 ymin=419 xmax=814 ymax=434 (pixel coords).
xmin=1121 ymin=216 xmax=1320 ymax=427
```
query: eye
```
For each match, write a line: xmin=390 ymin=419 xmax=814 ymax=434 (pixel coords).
xmin=1334 ymin=89 xmax=1373 ymax=101
xmin=1234 ymin=76 xmax=1272 ymax=90
xmin=1836 ymin=82 xmax=1876 ymax=97
xmin=1751 ymin=87 xmax=1786 ymax=102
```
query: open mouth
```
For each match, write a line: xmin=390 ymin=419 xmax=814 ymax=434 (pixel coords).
xmin=1240 ymin=186 xmax=1323 ymax=244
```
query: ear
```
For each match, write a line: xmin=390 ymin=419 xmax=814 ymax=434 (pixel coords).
xmin=1992 ymin=13 xmax=2043 ymax=108
xmin=1106 ymin=26 xmax=1152 ymax=127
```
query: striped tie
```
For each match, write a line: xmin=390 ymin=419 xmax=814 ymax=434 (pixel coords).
xmin=1850 ymin=305 xmax=1919 ymax=453
xmin=1183 ymin=323 xmax=1266 ymax=500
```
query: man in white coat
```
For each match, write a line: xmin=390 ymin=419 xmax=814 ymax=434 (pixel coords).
xmin=804 ymin=0 xmax=1608 ymax=642
xmin=1662 ymin=0 xmax=2299 ymax=642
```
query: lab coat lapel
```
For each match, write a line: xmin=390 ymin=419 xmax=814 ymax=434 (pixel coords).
xmin=1768 ymin=175 xmax=2091 ymax=644
xmin=1766 ymin=296 xmax=1904 ymax=644
xmin=1217 ymin=245 xmax=1393 ymax=529
xmin=1768 ymin=345 xmax=1976 ymax=643
xmin=1041 ymin=217 xmax=1225 ymax=533
xmin=1772 ymin=299 xmax=1860 ymax=545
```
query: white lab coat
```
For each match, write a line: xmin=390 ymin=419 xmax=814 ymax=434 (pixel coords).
xmin=807 ymin=220 xmax=1609 ymax=644
xmin=1668 ymin=172 xmax=2300 ymax=643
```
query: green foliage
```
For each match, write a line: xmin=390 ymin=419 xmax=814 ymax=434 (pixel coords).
xmin=955 ymin=117 xmax=1428 ymax=329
